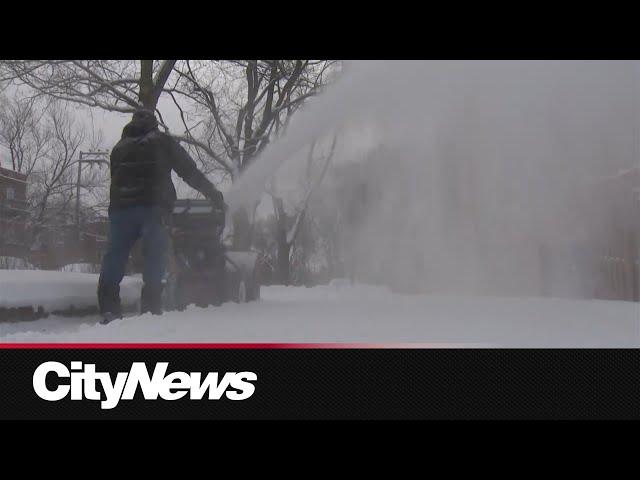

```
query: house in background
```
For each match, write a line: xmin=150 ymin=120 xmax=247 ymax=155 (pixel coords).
xmin=1 ymin=161 xmax=109 ymax=270
xmin=29 ymin=212 xmax=109 ymax=271
xmin=0 ymin=164 xmax=29 ymax=260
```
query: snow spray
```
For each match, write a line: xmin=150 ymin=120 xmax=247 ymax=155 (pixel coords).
xmin=227 ymin=61 xmax=639 ymax=298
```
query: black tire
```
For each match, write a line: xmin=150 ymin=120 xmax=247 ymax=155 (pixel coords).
xmin=164 ymin=274 xmax=188 ymax=311
xmin=252 ymin=281 xmax=261 ymax=301
xmin=174 ymin=275 xmax=188 ymax=311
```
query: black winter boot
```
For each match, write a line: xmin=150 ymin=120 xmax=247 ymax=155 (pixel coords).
xmin=97 ymin=282 xmax=122 ymax=323
xmin=141 ymin=284 xmax=164 ymax=315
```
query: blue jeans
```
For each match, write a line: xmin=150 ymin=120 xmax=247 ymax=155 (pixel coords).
xmin=99 ymin=206 xmax=169 ymax=289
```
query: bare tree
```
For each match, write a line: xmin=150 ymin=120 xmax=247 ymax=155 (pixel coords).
xmin=0 ymin=94 xmax=52 ymax=175
xmin=267 ymin=135 xmax=337 ymax=284
xmin=0 ymin=96 xmax=103 ymax=255
xmin=168 ymin=60 xmax=339 ymax=249
xmin=30 ymin=104 xmax=87 ymax=226
xmin=0 ymin=60 xmax=337 ymax=163
xmin=0 ymin=60 xmax=177 ymax=112
xmin=1 ymin=59 xmax=341 ymax=250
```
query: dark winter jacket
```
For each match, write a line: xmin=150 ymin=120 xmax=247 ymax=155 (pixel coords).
xmin=108 ymin=111 xmax=222 ymax=213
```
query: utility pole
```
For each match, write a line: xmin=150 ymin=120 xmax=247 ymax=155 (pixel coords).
xmin=75 ymin=150 xmax=110 ymax=239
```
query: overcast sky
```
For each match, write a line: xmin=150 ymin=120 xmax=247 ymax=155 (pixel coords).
xmin=80 ymin=95 xmax=185 ymax=150
xmin=4 ymin=61 xmax=639 ymax=214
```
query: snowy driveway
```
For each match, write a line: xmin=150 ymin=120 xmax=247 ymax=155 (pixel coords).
xmin=1 ymin=285 xmax=638 ymax=347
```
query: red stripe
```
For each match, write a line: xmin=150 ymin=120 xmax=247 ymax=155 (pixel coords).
xmin=0 ymin=342 xmax=480 ymax=349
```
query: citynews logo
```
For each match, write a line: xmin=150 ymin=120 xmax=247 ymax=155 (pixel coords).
xmin=33 ymin=361 xmax=257 ymax=410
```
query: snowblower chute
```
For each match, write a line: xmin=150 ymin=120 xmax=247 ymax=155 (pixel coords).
xmin=162 ymin=199 xmax=260 ymax=311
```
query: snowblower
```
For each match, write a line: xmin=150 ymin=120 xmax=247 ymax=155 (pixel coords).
xmin=162 ymin=198 xmax=261 ymax=311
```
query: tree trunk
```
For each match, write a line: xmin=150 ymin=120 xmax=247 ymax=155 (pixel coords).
xmin=139 ymin=60 xmax=154 ymax=109
xmin=272 ymin=196 xmax=291 ymax=285
xmin=231 ymin=206 xmax=252 ymax=251
xmin=277 ymin=239 xmax=291 ymax=285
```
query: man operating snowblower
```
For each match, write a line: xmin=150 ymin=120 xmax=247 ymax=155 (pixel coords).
xmin=97 ymin=108 xmax=224 ymax=323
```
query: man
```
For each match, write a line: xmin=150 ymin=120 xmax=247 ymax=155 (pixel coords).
xmin=98 ymin=108 xmax=224 ymax=322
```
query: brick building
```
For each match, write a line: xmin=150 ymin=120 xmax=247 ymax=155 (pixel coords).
xmin=1 ymin=162 xmax=109 ymax=270
xmin=29 ymin=214 xmax=109 ymax=270
xmin=0 ymin=165 xmax=29 ymax=259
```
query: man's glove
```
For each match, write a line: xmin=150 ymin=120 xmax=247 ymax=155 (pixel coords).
xmin=207 ymin=187 xmax=224 ymax=207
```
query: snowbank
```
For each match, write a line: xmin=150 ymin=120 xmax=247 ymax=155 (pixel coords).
xmin=1 ymin=284 xmax=638 ymax=347
xmin=0 ymin=270 xmax=141 ymax=312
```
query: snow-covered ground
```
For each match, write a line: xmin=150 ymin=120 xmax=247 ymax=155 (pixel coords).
xmin=1 ymin=283 xmax=638 ymax=347
xmin=0 ymin=270 xmax=141 ymax=312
